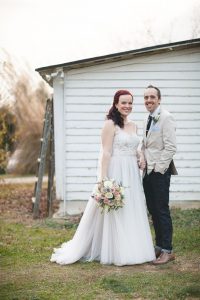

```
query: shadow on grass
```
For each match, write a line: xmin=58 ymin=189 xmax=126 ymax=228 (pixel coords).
xmin=101 ymin=272 xmax=200 ymax=299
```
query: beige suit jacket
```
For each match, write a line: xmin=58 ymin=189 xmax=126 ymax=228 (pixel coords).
xmin=142 ymin=107 xmax=178 ymax=175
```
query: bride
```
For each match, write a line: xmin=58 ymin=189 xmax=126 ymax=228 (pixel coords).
xmin=50 ymin=90 xmax=155 ymax=266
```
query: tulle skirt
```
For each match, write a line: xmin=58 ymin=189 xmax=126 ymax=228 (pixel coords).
xmin=50 ymin=155 xmax=155 ymax=266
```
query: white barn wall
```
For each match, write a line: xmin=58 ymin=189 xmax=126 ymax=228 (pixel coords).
xmin=53 ymin=75 xmax=65 ymax=200
xmin=61 ymin=47 xmax=200 ymax=213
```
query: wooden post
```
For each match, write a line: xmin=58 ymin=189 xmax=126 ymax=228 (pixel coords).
xmin=47 ymin=100 xmax=55 ymax=217
xmin=33 ymin=99 xmax=52 ymax=219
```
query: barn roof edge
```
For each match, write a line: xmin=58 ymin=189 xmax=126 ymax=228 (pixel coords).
xmin=36 ymin=38 xmax=200 ymax=74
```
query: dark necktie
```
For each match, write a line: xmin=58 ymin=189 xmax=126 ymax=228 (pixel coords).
xmin=146 ymin=115 xmax=153 ymax=136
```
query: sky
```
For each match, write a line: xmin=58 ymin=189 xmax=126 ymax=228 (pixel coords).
xmin=0 ymin=0 xmax=200 ymax=69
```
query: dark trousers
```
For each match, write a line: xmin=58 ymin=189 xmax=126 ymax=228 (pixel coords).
xmin=143 ymin=169 xmax=173 ymax=251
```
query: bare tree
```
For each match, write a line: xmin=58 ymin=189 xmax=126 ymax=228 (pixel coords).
xmin=0 ymin=49 xmax=52 ymax=174
xmin=191 ymin=4 xmax=200 ymax=39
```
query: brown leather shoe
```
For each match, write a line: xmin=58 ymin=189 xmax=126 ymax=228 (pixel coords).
xmin=153 ymin=252 xmax=175 ymax=265
xmin=155 ymin=248 xmax=162 ymax=258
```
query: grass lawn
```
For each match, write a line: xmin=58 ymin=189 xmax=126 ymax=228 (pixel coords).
xmin=0 ymin=183 xmax=200 ymax=300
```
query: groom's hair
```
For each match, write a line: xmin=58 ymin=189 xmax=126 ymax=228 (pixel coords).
xmin=146 ymin=85 xmax=161 ymax=99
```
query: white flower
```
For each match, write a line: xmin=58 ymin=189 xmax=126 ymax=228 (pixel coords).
xmin=120 ymin=187 xmax=125 ymax=194
xmin=105 ymin=192 xmax=113 ymax=199
xmin=115 ymin=195 xmax=121 ymax=201
xmin=104 ymin=180 xmax=113 ymax=189
xmin=95 ymin=191 xmax=101 ymax=197
xmin=152 ymin=113 xmax=160 ymax=124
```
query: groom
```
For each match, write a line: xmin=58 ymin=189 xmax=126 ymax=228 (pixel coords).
xmin=141 ymin=85 xmax=178 ymax=265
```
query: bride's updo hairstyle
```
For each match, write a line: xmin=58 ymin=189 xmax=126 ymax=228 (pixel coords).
xmin=106 ymin=89 xmax=133 ymax=128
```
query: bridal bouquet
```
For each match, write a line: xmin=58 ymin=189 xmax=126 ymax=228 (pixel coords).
xmin=92 ymin=178 xmax=125 ymax=213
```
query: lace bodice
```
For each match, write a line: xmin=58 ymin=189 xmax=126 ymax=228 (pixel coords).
xmin=112 ymin=126 xmax=140 ymax=156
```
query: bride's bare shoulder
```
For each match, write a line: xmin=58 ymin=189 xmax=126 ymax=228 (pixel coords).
xmin=103 ymin=119 xmax=115 ymax=129
xmin=101 ymin=120 xmax=115 ymax=136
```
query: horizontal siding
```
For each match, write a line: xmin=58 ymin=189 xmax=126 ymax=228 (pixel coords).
xmin=65 ymin=128 xmax=200 ymax=136
xmin=66 ymin=79 xmax=200 ymax=88
xmin=65 ymin=183 xmax=200 ymax=193
xmin=65 ymin=120 xmax=199 ymax=129
xmin=65 ymin=151 xmax=200 ymax=160
xmin=63 ymin=191 xmax=200 ymax=201
xmin=64 ymin=167 xmax=200 ymax=177
xmin=63 ymin=46 xmax=200 ymax=203
xmin=66 ymin=71 xmax=200 ymax=81
xmin=65 ymin=159 xmax=200 ymax=168
xmin=64 ymin=135 xmax=200 ymax=144
xmin=64 ymin=144 xmax=200 ymax=152
xmin=64 ymin=104 xmax=200 ymax=113
xmin=64 ymin=112 xmax=200 ymax=121
xmin=65 ymin=175 xmax=200 ymax=184
xmin=65 ymin=87 xmax=200 ymax=96
xmin=63 ymin=96 xmax=200 ymax=105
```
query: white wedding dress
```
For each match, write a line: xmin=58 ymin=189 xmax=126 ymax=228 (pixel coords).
xmin=51 ymin=126 xmax=155 ymax=266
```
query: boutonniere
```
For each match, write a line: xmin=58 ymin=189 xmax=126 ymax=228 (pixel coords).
xmin=152 ymin=112 xmax=160 ymax=124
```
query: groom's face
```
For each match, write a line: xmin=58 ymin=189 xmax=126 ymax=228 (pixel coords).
xmin=144 ymin=88 xmax=161 ymax=113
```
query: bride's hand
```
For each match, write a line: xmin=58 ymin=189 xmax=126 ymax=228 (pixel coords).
xmin=137 ymin=150 xmax=146 ymax=170
xmin=138 ymin=158 xmax=146 ymax=170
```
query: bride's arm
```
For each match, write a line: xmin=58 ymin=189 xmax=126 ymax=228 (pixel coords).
xmin=135 ymin=124 xmax=146 ymax=170
xmin=98 ymin=120 xmax=115 ymax=181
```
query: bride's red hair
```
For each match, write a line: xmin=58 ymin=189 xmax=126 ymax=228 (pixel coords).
xmin=107 ymin=90 xmax=133 ymax=128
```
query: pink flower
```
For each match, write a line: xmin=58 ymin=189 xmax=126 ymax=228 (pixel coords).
xmin=103 ymin=198 xmax=109 ymax=204
xmin=114 ymin=192 xmax=120 ymax=196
